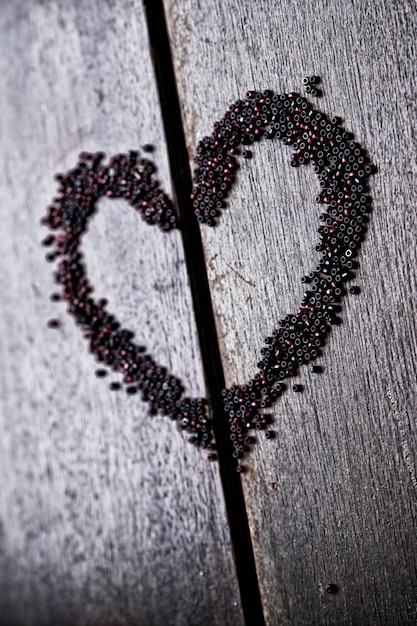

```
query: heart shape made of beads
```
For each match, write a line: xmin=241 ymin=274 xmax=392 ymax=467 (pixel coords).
xmin=42 ymin=85 xmax=373 ymax=469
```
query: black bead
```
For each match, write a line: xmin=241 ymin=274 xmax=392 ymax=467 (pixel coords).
xmin=326 ymin=584 xmax=338 ymax=594
xmin=41 ymin=235 xmax=55 ymax=246
xmin=47 ymin=319 xmax=60 ymax=329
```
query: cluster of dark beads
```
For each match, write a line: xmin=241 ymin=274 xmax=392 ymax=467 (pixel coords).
xmin=41 ymin=151 xmax=216 ymax=456
xmin=302 ymin=75 xmax=322 ymax=98
xmin=191 ymin=88 xmax=373 ymax=468
xmin=43 ymin=150 xmax=178 ymax=234
xmin=43 ymin=83 xmax=373 ymax=468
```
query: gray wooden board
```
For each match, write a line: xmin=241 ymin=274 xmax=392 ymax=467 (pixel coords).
xmin=165 ymin=0 xmax=417 ymax=624
xmin=0 ymin=2 xmax=244 ymax=625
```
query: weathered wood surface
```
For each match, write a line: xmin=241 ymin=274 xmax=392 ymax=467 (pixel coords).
xmin=165 ymin=0 xmax=417 ymax=624
xmin=0 ymin=2 xmax=244 ymax=625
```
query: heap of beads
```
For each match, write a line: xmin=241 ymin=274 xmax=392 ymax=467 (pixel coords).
xmin=42 ymin=83 xmax=373 ymax=469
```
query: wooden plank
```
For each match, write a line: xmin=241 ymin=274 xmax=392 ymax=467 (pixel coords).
xmin=164 ymin=0 xmax=417 ymax=623
xmin=0 ymin=2 xmax=244 ymax=624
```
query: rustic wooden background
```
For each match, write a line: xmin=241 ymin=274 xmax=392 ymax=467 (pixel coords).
xmin=1 ymin=0 xmax=416 ymax=625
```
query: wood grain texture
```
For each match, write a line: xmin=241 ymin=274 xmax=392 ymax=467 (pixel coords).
xmin=165 ymin=0 xmax=417 ymax=624
xmin=0 ymin=2 xmax=244 ymax=625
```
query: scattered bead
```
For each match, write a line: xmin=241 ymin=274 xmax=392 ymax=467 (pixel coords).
xmin=326 ymin=584 xmax=339 ymax=594
xmin=311 ymin=88 xmax=322 ymax=98
xmin=109 ymin=382 xmax=122 ymax=391
xmin=311 ymin=365 xmax=323 ymax=374
xmin=349 ymin=286 xmax=360 ymax=294
xmin=95 ymin=369 xmax=108 ymax=378
xmin=41 ymin=235 xmax=55 ymax=246
xmin=142 ymin=144 xmax=154 ymax=153
xmin=292 ymin=384 xmax=303 ymax=392
xmin=47 ymin=319 xmax=60 ymax=329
